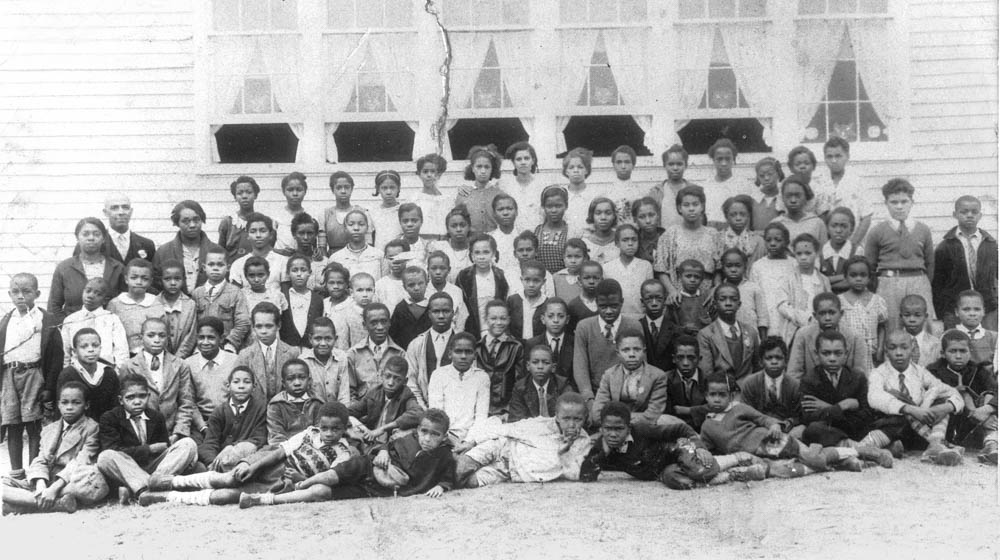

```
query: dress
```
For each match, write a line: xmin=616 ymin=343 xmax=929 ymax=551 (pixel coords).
xmin=720 ymin=228 xmax=767 ymax=266
xmin=428 ymin=241 xmax=472 ymax=283
xmin=653 ymin=225 xmax=721 ymax=293
xmin=838 ymin=292 xmax=888 ymax=373
xmin=582 ymin=236 xmax=620 ymax=266
xmin=748 ymin=257 xmax=796 ymax=337
xmin=370 ymin=204 xmax=403 ymax=253
xmin=534 ymin=224 xmax=568 ymax=275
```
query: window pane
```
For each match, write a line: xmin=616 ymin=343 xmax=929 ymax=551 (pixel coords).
xmin=588 ymin=0 xmax=616 ymax=22
xmin=560 ymin=0 xmax=585 ymax=23
xmin=802 ymin=103 xmax=828 ymax=142
xmin=589 ymin=66 xmax=619 ymax=105
xmin=679 ymin=0 xmax=703 ymax=19
xmin=503 ymin=0 xmax=530 ymax=25
xmin=271 ymin=0 xmax=298 ymax=29
xmin=213 ymin=0 xmax=240 ymax=31
xmin=357 ymin=1 xmax=383 ymax=27
xmin=216 ymin=124 xmax=299 ymax=163
xmin=677 ymin=118 xmax=770 ymax=154
xmin=244 ymin=77 xmax=273 ymax=113
xmin=621 ymin=0 xmax=647 ymax=21
xmin=333 ymin=121 xmax=415 ymax=162
xmin=475 ymin=0 xmax=502 ymax=25
xmin=740 ymin=0 xmax=766 ymax=17
xmin=827 ymin=60 xmax=857 ymax=101
xmin=563 ymin=115 xmax=653 ymax=157
xmin=828 ymin=102 xmax=858 ymax=141
xmin=829 ymin=0 xmax=857 ymax=13
xmin=708 ymin=0 xmax=736 ymax=18
xmin=859 ymin=0 xmax=888 ymax=13
xmin=474 ymin=68 xmax=502 ymax=108
xmin=798 ymin=0 xmax=824 ymax=15
xmin=242 ymin=0 xmax=269 ymax=30
xmin=385 ymin=0 xmax=411 ymax=26
xmin=442 ymin=0 xmax=470 ymax=26
xmin=327 ymin=0 xmax=353 ymax=26
xmin=707 ymin=68 xmax=739 ymax=109
xmin=859 ymin=102 xmax=887 ymax=141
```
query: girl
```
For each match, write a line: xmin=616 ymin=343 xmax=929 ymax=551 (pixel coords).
xmin=749 ymin=222 xmax=797 ymax=341
xmin=534 ymin=185 xmax=570 ymax=275
xmin=786 ymin=146 xmax=827 ymax=215
xmin=721 ymin=195 xmax=766 ymax=266
xmin=321 ymin=171 xmax=364 ymax=256
xmin=654 ymin=185 xmax=721 ymax=301
xmin=609 ymin=145 xmax=645 ymax=226
xmin=553 ymin=238 xmax=589 ymax=302
xmin=752 ymin=157 xmax=785 ymax=232
xmin=563 ymin=147 xmax=602 ymax=238
xmin=583 ymin=197 xmax=621 ymax=265
xmin=411 ymin=153 xmax=449 ymax=240
xmin=718 ymin=248 xmax=768 ymax=340
xmin=456 ymin=234 xmax=509 ymax=338
xmin=429 ymin=206 xmax=473 ymax=283
xmin=838 ymin=256 xmax=888 ymax=372
xmin=456 ymin=145 xmax=504 ymax=234
xmin=370 ymin=170 xmax=404 ymax=253
xmin=330 ymin=208 xmax=382 ymax=282
xmin=771 ymin=174 xmax=828 ymax=247
xmin=704 ymin=138 xmax=744 ymax=227
xmin=821 ymin=207 xmax=863 ymax=294
xmin=218 ymin=175 xmax=259 ymax=264
xmin=49 ymin=217 xmax=125 ymax=321
xmin=273 ymin=172 xmax=310 ymax=256
xmin=280 ymin=254 xmax=324 ymax=348
xmin=501 ymin=141 xmax=542 ymax=230
xmin=602 ymin=223 xmax=653 ymax=317
xmin=651 ymin=144 xmax=695 ymax=231
xmin=776 ymin=233 xmax=831 ymax=344
xmin=289 ymin=212 xmax=328 ymax=289
xmin=56 ymin=328 xmax=120 ymax=420
xmin=632 ymin=197 xmax=664 ymax=265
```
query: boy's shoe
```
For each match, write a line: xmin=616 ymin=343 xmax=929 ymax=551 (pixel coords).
xmin=117 ymin=487 xmax=133 ymax=505
xmin=836 ymin=457 xmax=864 ymax=472
xmin=923 ymin=443 xmax=963 ymax=466
xmin=239 ymin=492 xmax=262 ymax=509
xmin=138 ymin=492 xmax=169 ymax=507
xmin=888 ymin=440 xmax=905 ymax=459
xmin=729 ymin=463 xmax=768 ymax=482
xmin=856 ymin=446 xmax=893 ymax=469
xmin=54 ymin=495 xmax=78 ymax=514
xmin=797 ymin=444 xmax=830 ymax=472
xmin=147 ymin=474 xmax=174 ymax=492
xmin=977 ymin=442 xmax=998 ymax=464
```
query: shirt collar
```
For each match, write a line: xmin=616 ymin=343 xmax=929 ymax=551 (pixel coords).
xmin=115 ymin=229 xmax=131 ymax=239
xmin=645 ymin=314 xmax=662 ymax=328
xmin=889 ymin=217 xmax=917 ymax=232
xmin=767 ymin=373 xmax=783 ymax=388
xmin=367 ymin=338 xmax=385 ymax=353
xmin=14 ymin=306 xmax=41 ymax=320
xmin=532 ymin=379 xmax=550 ymax=392
xmin=681 ymin=369 xmax=700 ymax=384
xmin=681 ymin=290 xmax=701 ymax=298
xmin=195 ymin=352 xmax=220 ymax=369
xmin=958 ymin=230 xmax=981 ymax=241
xmin=822 ymin=240 xmax=854 ymax=261
xmin=230 ymin=399 xmax=248 ymax=412
xmin=547 ymin=333 xmax=564 ymax=347
xmin=160 ymin=294 xmax=190 ymax=313
xmin=433 ymin=328 xmax=453 ymax=342
xmin=143 ymin=350 xmax=163 ymax=369
xmin=259 ymin=340 xmax=278 ymax=354
xmin=125 ymin=409 xmax=149 ymax=421
xmin=117 ymin=293 xmax=157 ymax=307
xmin=602 ymin=433 xmax=634 ymax=454
xmin=716 ymin=319 xmax=741 ymax=337
xmin=956 ymin=324 xmax=985 ymax=339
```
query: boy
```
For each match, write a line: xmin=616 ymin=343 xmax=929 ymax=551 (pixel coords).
xmin=475 ymin=300 xmax=525 ymax=416
xmin=426 ymin=251 xmax=470 ymax=331
xmin=347 ymin=303 xmax=406 ymax=405
xmin=932 ymin=195 xmax=998 ymax=329
xmin=952 ymin=290 xmax=998 ymax=368
xmin=786 ymin=292 xmax=867 ymax=381
xmin=591 ymin=329 xmax=669 ymax=426
xmin=812 ymin=137 xmax=875 ymax=243
xmin=738 ymin=337 xmax=802 ymax=438
xmin=191 ymin=249 xmax=251 ymax=352
xmin=349 ymin=272 xmax=376 ymax=316
xmin=697 ymin=284 xmax=760 ymax=383
xmin=665 ymin=260 xmax=713 ymax=336
xmin=427 ymin=332 xmax=491 ymax=443
xmin=926 ymin=330 xmax=998 ymax=463
xmin=156 ymin=259 xmax=197 ymax=359
xmin=868 ymin=330 xmax=965 ymax=465
xmin=241 ymin=257 xmax=288 ymax=313
xmin=267 ymin=359 xmax=324 ymax=444
xmin=107 ymin=258 xmax=165 ymax=354
xmin=139 ymin=402 xmax=356 ymax=507
xmin=236 ymin=302 xmax=300 ymax=401
xmin=375 ymin=239 xmax=410 ymax=312
xmin=899 ymin=294 xmax=941 ymax=367
xmin=638 ymin=279 xmax=676 ymax=372
xmin=455 ymin=393 xmax=592 ymax=487
xmin=119 ymin=318 xmax=196 ymax=441
xmin=574 ymin=279 xmax=641 ymax=402
xmin=567 ymin=260 xmax=603 ymax=335
xmin=185 ymin=317 xmax=238 ymax=441
xmin=96 ymin=374 xmax=198 ymax=503
xmin=347 ymin=356 xmax=422 ymax=448
xmin=506 ymin=260 xmax=548 ymax=341
xmin=798 ymin=331 xmax=896 ymax=464
xmin=322 ymin=262 xmax=366 ymax=351
xmin=229 ymin=212 xmax=288 ymax=292
xmin=2 ymin=382 xmax=105 ymax=514
xmin=525 ymin=298 xmax=575 ymax=391
xmin=198 ymin=366 xmax=267 ymax=472
xmin=389 ymin=266 xmax=431 ymax=349
xmin=242 ymin=408 xmax=455 ymax=506
xmin=664 ymin=336 xmax=707 ymax=429
xmin=299 ymin=317 xmax=350 ymax=405
xmin=503 ymin=231 xmax=556 ymax=299
xmin=60 ymin=277 xmax=129 ymax=369
xmin=490 ymin=193 xmax=520 ymax=272
xmin=508 ymin=344 xmax=567 ymax=422
xmin=406 ymin=292 xmax=458 ymax=409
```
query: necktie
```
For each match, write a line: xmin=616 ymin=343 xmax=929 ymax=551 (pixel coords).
xmin=208 ymin=285 xmax=215 ymax=299
xmin=551 ymin=337 xmax=560 ymax=357
xmin=538 ymin=385 xmax=549 ymax=417
xmin=264 ymin=345 xmax=274 ymax=378
xmin=150 ymin=354 xmax=160 ymax=371
xmin=827 ymin=370 xmax=839 ymax=388
xmin=234 ymin=403 xmax=244 ymax=416
xmin=969 ymin=328 xmax=981 ymax=340
xmin=683 ymin=378 xmax=693 ymax=401
xmin=206 ymin=359 xmax=215 ymax=373
xmin=650 ymin=320 xmax=659 ymax=342
xmin=898 ymin=221 xmax=913 ymax=259
xmin=768 ymin=379 xmax=779 ymax=404
xmin=604 ymin=323 xmax=613 ymax=341
xmin=131 ymin=415 xmax=146 ymax=444
xmin=116 ymin=233 xmax=129 ymax=258
xmin=489 ymin=338 xmax=500 ymax=360
xmin=373 ymin=344 xmax=383 ymax=361
xmin=910 ymin=336 xmax=921 ymax=365
xmin=965 ymin=235 xmax=978 ymax=284
xmin=898 ymin=373 xmax=912 ymax=401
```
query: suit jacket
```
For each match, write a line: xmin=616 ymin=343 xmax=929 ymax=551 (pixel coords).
xmin=191 ymin=281 xmax=252 ymax=350
xmin=98 ymin=405 xmax=171 ymax=469
xmin=405 ymin=329 xmax=455 ymax=409
xmin=475 ymin=334 xmax=525 ymax=415
xmin=640 ymin=315 xmax=677 ymax=372
xmin=347 ymin=385 xmax=423 ymax=433
xmin=525 ymin=334 xmax=575 ymax=391
xmin=159 ymin=293 xmax=198 ymax=359
xmin=74 ymin=230 xmax=156 ymax=267
xmin=573 ymin=316 xmax=642 ymax=400
xmin=738 ymin=371 xmax=801 ymax=426
xmin=27 ymin=416 xmax=101 ymax=483
xmin=664 ymin=369 xmax=707 ymax=428
xmin=787 ymin=324 xmax=867 ymax=382
xmin=507 ymin=376 xmax=566 ymax=422
xmin=591 ymin=363 xmax=669 ymax=425
xmin=347 ymin=338 xmax=407 ymax=404
xmin=455 ymin=266 xmax=509 ymax=338
xmin=933 ymin=227 xmax=998 ymax=317
xmin=0 ymin=308 xmax=65 ymax=400
xmin=48 ymin=256 xmax=125 ymax=322
xmin=506 ymin=294 xmax=545 ymax=341
xmin=153 ymin=232 xmax=225 ymax=294
xmin=697 ymin=320 xmax=760 ymax=382
xmin=798 ymin=365 xmax=874 ymax=439
xmin=198 ymin=396 xmax=268 ymax=464
xmin=389 ymin=300 xmax=432 ymax=350
xmin=279 ymin=287 xmax=324 ymax=349
xmin=119 ymin=352 xmax=195 ymax=437
xmin=236 ymin=341 xmax=301 ymax=402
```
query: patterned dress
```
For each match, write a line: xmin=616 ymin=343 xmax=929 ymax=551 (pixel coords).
xmin=534 ymin=223 xmax=568 ymax=274
xmin=838 ymin=291 xmax=889 ymax=373
xmin=654 ymin=225 xmax=722 ymax=293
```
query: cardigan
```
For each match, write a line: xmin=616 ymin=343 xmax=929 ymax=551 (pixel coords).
xmin=48 ymin=256 xmax=125 ymax=322
xmin=864 ymin=219 xmax=934 ymax=275
xmin=57 ymin=364 xmax=120 ymax=421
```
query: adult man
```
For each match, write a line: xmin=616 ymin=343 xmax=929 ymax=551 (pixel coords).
xmin=85 ymin=193 xmax=157 ymax=265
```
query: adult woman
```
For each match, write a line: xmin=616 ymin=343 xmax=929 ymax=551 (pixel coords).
xmin=48 ymin=217 xmax=125 ymax=321
xmin=153 ymin=200 xmax=223 ymax=293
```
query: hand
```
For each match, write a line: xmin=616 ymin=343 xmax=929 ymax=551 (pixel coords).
xmin=364 ymin=427 xmax=384 ymax=443
xmin=800 ymin=396 xmax=821 ymax=414
xmin=694 ymin=448 xmax=715 ymax=466
xmin=148 ymin=442 xmax=168 ymax=454
xmin=232 ymin=462 xmax=253 ymax=482
xmin=35 ymin=486 xmax=59 ymax=510
xmin=838 ymin=398 xmax=859 ymax=411
xmin=168 ymin=434 xmax=180 ymax=445
xmin=425 ymin=485 xmax=444 ymax=498
xmin=970 ymin=406 xmax=992 ymax=423
xmin=928 ymin=405 xmax=952 ymax=425
xmin=904 ymin=405 xmax=936 ymax=425
xmin=295 ymin=478 xmax=316 ymax=490
xmin=768 ymin=424 xmax=783 ymax=439
xmin=208 ymin=457 xmax=222 ymax=472
xmin=984 ymin=416 xmax=998 ymax=431
xmin=373 ymin=450 xmax=391 ymax=470
xmin=665 ymin=290 xmax=682 ymax=306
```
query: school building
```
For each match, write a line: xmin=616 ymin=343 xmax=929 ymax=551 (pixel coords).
xmin=0 ymin=0 xmax=996 ymax=306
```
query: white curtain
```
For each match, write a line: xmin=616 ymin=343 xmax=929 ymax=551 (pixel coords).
xmin=259 ymin=35 xmax=302 ymax=115
xmin=210 ymin=36 xmax=255 ymax=116
xmin=675 ymin=25 xmax=716 ymax=114
xmin=556 ymin=29 xmax=599 ymax=153
xmin=442 ymin=118 xmax=461 ymax=161
xmin=603 ymin=28 xmax=648 ymax=108
xmin=323 ymin=33 xmax=370 ymax=117
xmin=448 ymin=32 xmax=494 ymax=110
xmin=492 ymin=30 xmax=536 ymax=136
xmin=793 ymin=20 xmax=846 ymax=132
xmin=369 ymin=33 xmax=418 ymax=115
xmin=325 ymin=122 xmax=339 ymax=163
xmin=555 ymin=115 xmax=573 ymax=154
xmin=631 ymin=115 xmax=655 ymax=153
xmin=849 ymin=19 xmax=901 ymax=129
xmin=721 ymin=23 xmax=774 ymax=114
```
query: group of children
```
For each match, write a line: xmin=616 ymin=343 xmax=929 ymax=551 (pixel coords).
xmin=2 ymin=137 xmax=997 ymax=514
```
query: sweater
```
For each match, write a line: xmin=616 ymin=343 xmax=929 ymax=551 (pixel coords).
xmin=198 ymin=396 xmax=268 ymax=464
xmin=699 ymin=402 xmax=778 ymax=454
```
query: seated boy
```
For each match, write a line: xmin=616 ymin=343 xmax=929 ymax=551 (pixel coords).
xmin=508 ymin=345 xmax=567 ymax=422
xmin=347 ymin=303 xmax=407 ymax=405
xmin=475 ymin=300 xmax=525 ymax=417
xmin=738 ymin=337 xmax=803 ymax=440
xmin=139 ymin=402 xmax=356 ymax=507
xmin=664 ymin=335 xmax=708 ymax=429
xmin=926 ymin=330 xmax=998 ymax=464
xmin=347 ymin=356 xmax=423 ymax=450
xmin=96 ymin=374 xmax=198 ymax=503
xmin=242 ymin=409 xmax=456 ymax=506
xmin=787 ymin=292 xmax=867 ymax=381
xmin=525 ymin=298 xmax=575 ymax=391
xmin=405 ymin=291 xmax=457 ymax=409
xmin=665 ymin=260 xmax=713 ymax=336
xmin=566 ymin=260 xmax=603 ymax=335
xmin=591 ymin=329 xmax=670 ymax=427
xmin=899 ymin=294 xmax=941 ymax=367
xmin=299 ymin=317 xmax=350 ymax=405
xmin=455 ymin=393 xmax=592 ymax=487
xmin=190 ymin=249 xmax=250 ymax=352
xmin=185 ymin=317 xmax=238 ymax=440
xmin=3 ymin=382 xmax=106 ymax=514
xmin=267 ymin=359 xmax=324 ymax=445
xmin=639 ymin=279 xmax=677 ymax=372
xmin=198 ymin=366 xmax=267 ymax=472
xmin=427 ymin=332 xmax=491 ymax=444
xmin=573 ymin=279 xmax=642 ymax=402
xmin=60 ymin=277 xmax=129 ymax=369
xmin=506 ymin=260 xmax=548 ymax=341
xmin=952 ymin=290 xmax=998 ymax=370
xmin=236 ymin=301 xmax=300 ymax=401
xmin=868 ymin=330 xmax=966 ymax=465
xmin=388 ymin=266 xmax=431 ymax=349
xmin=697 ymin=283 xmax=760 ymax=383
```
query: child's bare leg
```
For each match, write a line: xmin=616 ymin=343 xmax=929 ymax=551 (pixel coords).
xmin=25 ymin=421 xmax=41 ymax=463
xmin=7 ymin=424 xmax=25 ymax=472
xmin=239 ymin=484 xmax=332 ymax=508
xmin=2 ymin=485 xmax=39 ymax=509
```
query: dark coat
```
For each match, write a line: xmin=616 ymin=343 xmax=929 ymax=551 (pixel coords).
xmin=640 ymin=315 xmax=678 ymax=372
xmin=98 ymin=405 xmax=170 ymax=469
xmin=347 ymin=385 xmax=423 ymax=433
xmin=279 ymin=287 xmax=324 ymax=349
xmin=455 ymin=266 xmax=509 ymax=339
xmin=507 ymin=376 xmax=566 ymax=422
xmin=738 ymin=371 xmax=802 ymax=427
xmin=798 ymin=365 xmax=875 ymax=441
xmin=474 ymin=334 xmax=524 ymax=415
xmin=525 ymin=334 xmax=576 ymax=391
xmin=75 ymin=231 xmax=156 ymax=267
xmin=579 ymin=421 xmax=703 ymax=482
xmin=505 ymin=294 xmax=545 ymax=341
xmin=153 ymin=232 xmax=224 ymax=294
xmin=932 ymin=227 xmax=998 ymax=318
xmin=198 ymin=395 xmax=268 ymax=464
xmin=48 ymin=257 xmax=125 ymax=321
xmin=389 ymin=300 xmax=432 ymax=350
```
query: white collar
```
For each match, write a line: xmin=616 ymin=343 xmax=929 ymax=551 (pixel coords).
xmin=766 ymin=373 xmax=783 ymax=387
xmin=117 ymin=293 xmax=157 ymax=307
xmin=71 ymin=356 xmax=105 ymax=386
xmin=680 ymin=370 xmax=700 ymax=384
xmin=889 ymin=217 xmax=917 ymax=232
xmin=126 ymin=410 xmax=149 ymax=421
xmin=822 ymin=241 xmax=854 ymax=261
xmin=143 ymin=350 xmax=164 ymax=370
xmin=160 ymin=294 xmax=188 ymax=313
xmin=601 ymin=316 xmax=622 ymax=332
xmin=645 ymin=314 xmax=663 ymax=327
xmin=956 ymin=324 xmax=985 ymax=339
xmin=432 ymin=328 xmax=453 ymax=341
xmin=532 ymin=379 xmax=550 ymax=392
xmin=206 ymin=280 xmax=227 ymax=291
xmin=196 ymin=351 xmax=222 ymax=368
xmin=958 ymin=229 xmax=981 ymax=240
xmin=230 ymin=398 xmax=249 ymax=411
xmin=603 ymin=433 xmax=634 ymax=454
xmin=13 ymin=306 xmax=41 ymax=320
xmin=113 ymin=229 xmax=131 ymax=239
xmin=367 ymin=338 xmax=387 ymax=353
xmin=717 ymin=319 xmax=741 ymax=336
xmin=547 ymin=332 xmax=564 ymax=346
xmin=757 ymin=192 xmax=780 ymax=203
xmin=259 ymin=340 xmax=278 ymax=354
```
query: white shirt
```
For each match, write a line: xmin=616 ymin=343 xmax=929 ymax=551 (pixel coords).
xmin=474 ymin=270 xmax=496 ymax=329
xmin=287 ymin=289 xmax=312 ymax=336
xmin=143 ymin=350 xmax=164 ymax=391
xmin=431 ymin=328 xmax=453 ymax=369
xmin=546 ymin=333 xmax=564 ymax=355
xmin=330 ymin=245 xmax=382 ymax=282
xmin=602 ymin=257 xmax=654 ymax=316
xmin=126 ymin=410 xmax=150 ymax=444
xmin=427 ymin=363 xmax=491 ymax=440
xmin=821 ymin=240 xmax=862 ymax=271
xmin=956 ymin=323 xmax=986 ymax=340
xmin=867 ymin=361 xmax=964 ymax=416
xmin=490 ymin=228 xmax=520 ymax=272
xmin=259 ymin=340 xmax=278 ymax=370
xmin=766 ymin=373 xmax=783 ymax=398
xmin=888 ymin=217 xmax=917 ymax=233
xmin=600 ymin=316 xmax=623 ymax=340
xmin=958 ymin=230 xmax=983 ymax=280
xmin=517 ymin=292 xmax=546 ymax=339
xmin=717 ymin=319 xmax=741 ymax=339
xmin=112 ymin=229 xmax=131 ymax=258
xmin=4 ymin=306 xmax=43 ymax=362
xmin=229 ymin=251 xmax=289 ymax=291
xmin=229 ymin=399 xmax=248 ymax=416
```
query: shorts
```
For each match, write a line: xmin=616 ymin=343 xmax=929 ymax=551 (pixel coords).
xmin=1 ymin=366 xmax=44 ymax=426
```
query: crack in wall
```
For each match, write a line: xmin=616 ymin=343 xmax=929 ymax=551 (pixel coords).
xmin=424 ymin=0 xmax=452 ymax=155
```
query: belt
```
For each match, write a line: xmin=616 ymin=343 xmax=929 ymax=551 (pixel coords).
xmin=6 ymin=360 xmax=41 ymax=370
xmin=878 ymin=269 xmax=924 ymax=278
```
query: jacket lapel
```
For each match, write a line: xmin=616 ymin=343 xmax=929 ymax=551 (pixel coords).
xmin=57 ymin=424 xmax=83 ymax=457
xmin=714 ymin=323 xmax=735 ymax=371
xmin=636 ymin=368 xmax=653 ymax=405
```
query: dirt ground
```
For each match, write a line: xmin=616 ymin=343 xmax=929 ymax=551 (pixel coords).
xmin=1 ymin=441 xmax=997 ymax=560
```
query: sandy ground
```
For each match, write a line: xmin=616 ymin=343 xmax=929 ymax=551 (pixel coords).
xmin=1 ymin=440 xmax=997 ymax=560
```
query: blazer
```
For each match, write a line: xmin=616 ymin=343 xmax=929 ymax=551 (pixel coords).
xmin=525 ymin=334 xmax=575 ymax=391
xmin=506 ymin=294 xmax=546 ymax=341
xmin=798 ymin=365 xmax=875 ymax=439
xmin=389 ymin=300 xmax=432 ymax=350
xmin=159 ymin=293 xmax=198 ymax=359
xmin=405 ymin=329 xmax=455 ymax=409
xmin=475 ymin=334 xmax=526 ymax=415
xmin=347 ymin=338 xmax=407 ymax=404
xmin=787 ymin=323 xmax=867 ymax=382
xmin=590 ymin=363 xmax=669 ymax=425
xmin=347 ymin=385 xmax=423 ymax=433
xmin=27 ymin=416 xmax=100 ymax=483
xmin=507 ymin=376 xmax=566 ymax=422
xmin=153 ymin=232 xmax=225 ymax=294
xmin=640 ymin=315 xmax=677 ymax=372
xmin=0 ymin=307 xmax=65 ymax=401
xmin=664 ymin=369 xmax=707 ymax=428
xmin=932 ymin=227 xmax=998 ymax=318
xmin=48 ymin=256 xmax=125 ymax=322
xmin=74 ymin=230 xmax=156 ymax=267
xmin=566 ymin=297 xmax=598 ymax=338
xmin=198 ymin=396 xmax=268 ymax=464
xmin=738 ymin=371 xmax=801 ymax=426
xmin=697 ymin=320 xmax=761 ymax=382
xmin=235 ymin=341 xmax=301 ymax=402
xmin=455 ymin=266 xmax=509 ymax=338
xmin=191 ymin=281 xmax=252 ymax=350
xmin=119 ymin=352 xmax=195 ymax=437
xmin=573 ymin=315 xmax=642 ymax=400
xmin=279 ymin=287 xmax=324 ymax=348
xmin=98 ymin=405 xmax=171 ymax=469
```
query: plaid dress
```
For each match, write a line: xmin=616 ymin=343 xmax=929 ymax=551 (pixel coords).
xmin=534 ymin=223 xmax=568 ymax=274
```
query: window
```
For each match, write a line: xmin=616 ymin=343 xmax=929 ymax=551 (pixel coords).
xmin=578 ymin=34 xmax=621 ymax=107
xmin=798 ymin=0 xmax=888 ymax=15
xmin=700 ymin=30 xmax=748 ymax=110
xmin=676 ymin=118 xmax=770 ymax=154
xmin=465 ymin=41 xmax=514 ymax=109
xmin=332 ymin=122 xmax=415 ymax=162
xmin=213 ymin=0 xmax=298 ymax=30
xmin=679 ymin=0 xmax=766 ymax=19
xmin=327 ymin=0 xmax=412 ymax=28
xmin=443 ymin=0 xmax=529 ymax=27
xmin=559 ymin=0 xmax=647 ymax=24
xmin=448 ymin=118 xmax=528 ymax=160
xmin=561 ymin=116 xmax=652 ymax=158
xmin=343 ymin=48 xmax=397 ymax=113
xmin=215 ymin=124 xmax=299 ymax=163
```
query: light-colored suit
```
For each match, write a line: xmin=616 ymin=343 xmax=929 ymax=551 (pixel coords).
xmin=590 ymin=363 xmax=668 ymax=425
xmin=235 ymin=341 xmax=301 ymax=402
xmin=119 ymin=353 xmax=195 ymax=437
xmin=697 ymin=319 xmax=761 ymax=382
xmin=573 ymin=316 xmax=642 ymax=400
xmin=27 ymin=416 xmax=101 ymax=482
